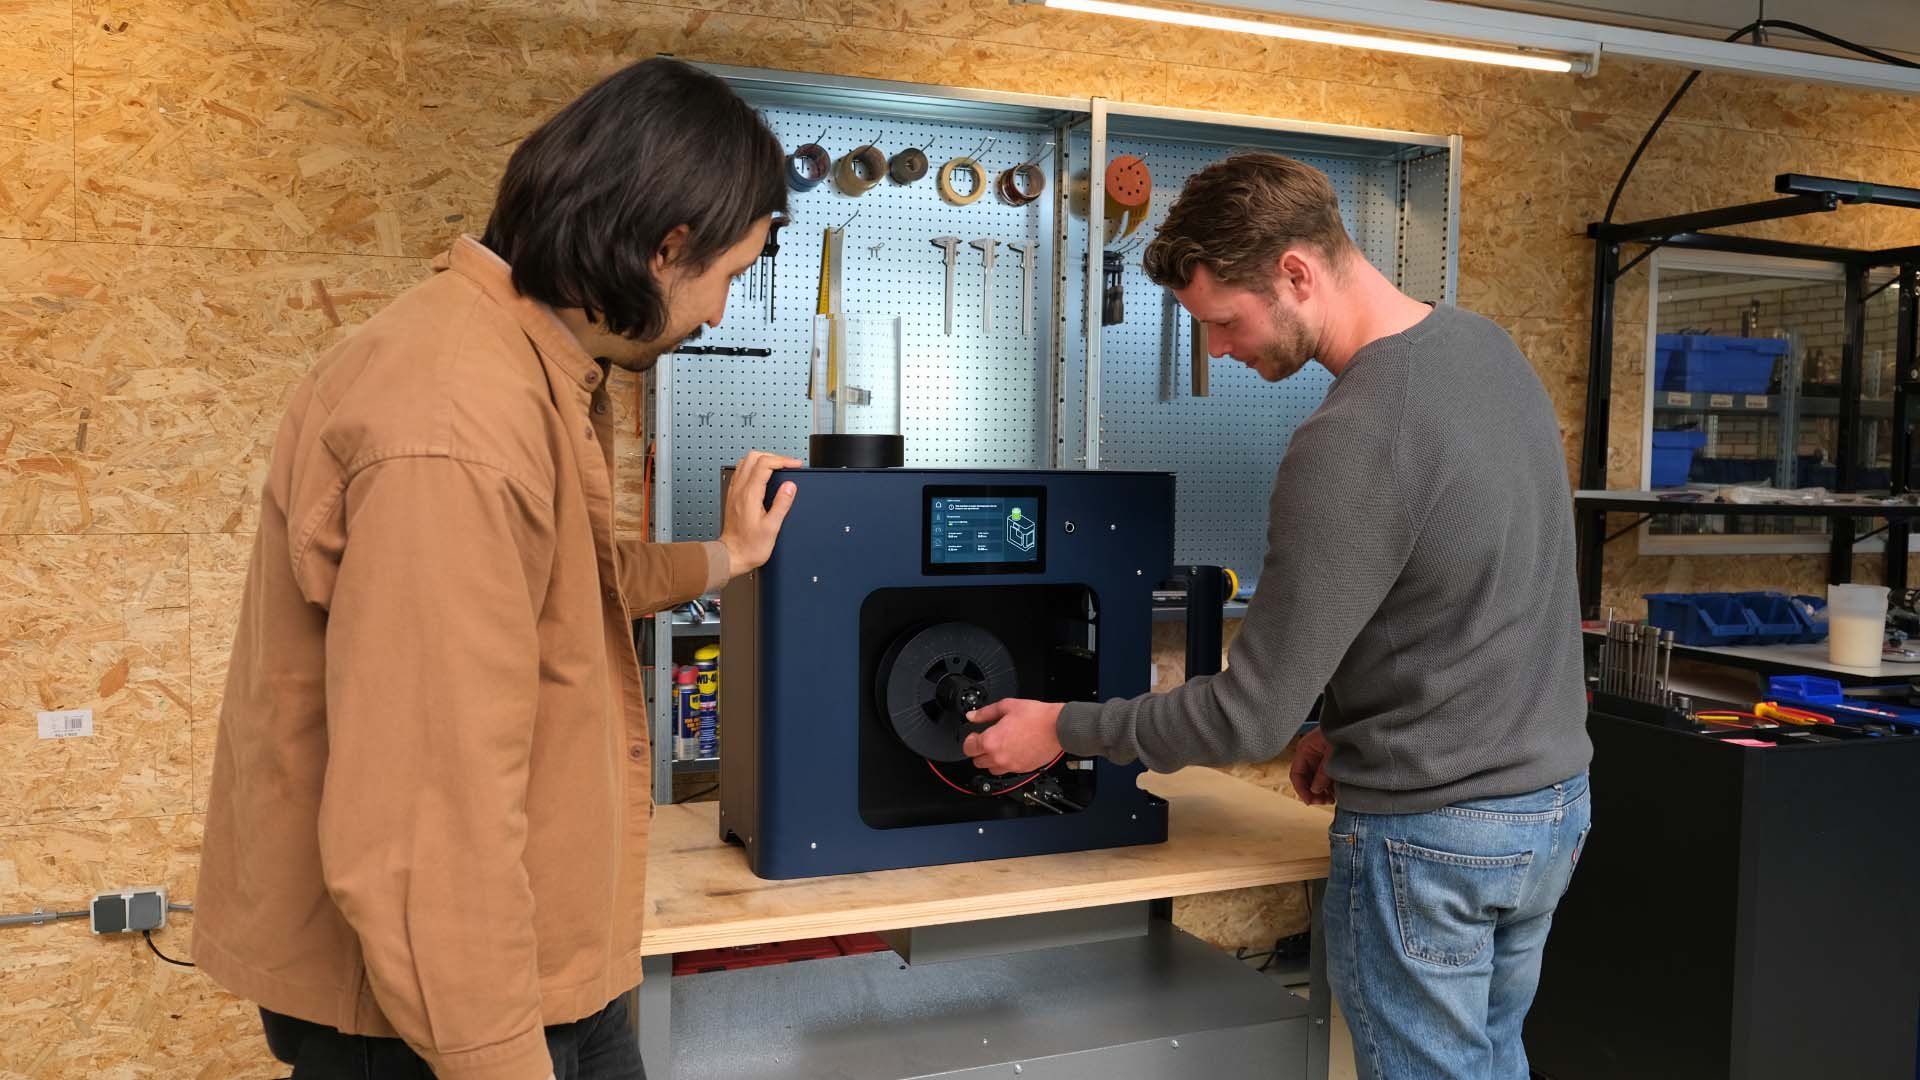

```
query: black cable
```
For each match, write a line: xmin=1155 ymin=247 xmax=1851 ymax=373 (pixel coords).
xmin=1603 ymin=21 xmax=1760 ymax=225
xmin=1602 ymin=18 xmax=1918 ymax=227
xmin=1763 ymin=20 xmax=1920 ymax=69
xmin=144 ymin=930 xmax=195 ymax=968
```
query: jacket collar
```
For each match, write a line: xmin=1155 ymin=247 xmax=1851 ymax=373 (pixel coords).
xmin=434 ymin=236 xmax=604 ymax=393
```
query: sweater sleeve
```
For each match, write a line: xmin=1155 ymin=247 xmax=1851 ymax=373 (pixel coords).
xmin=1056 ymin=396 xmax=1417 ymax=771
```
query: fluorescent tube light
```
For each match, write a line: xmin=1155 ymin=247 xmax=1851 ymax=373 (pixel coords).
xmin=1035 ymin=0 xmax=1586 ymax=73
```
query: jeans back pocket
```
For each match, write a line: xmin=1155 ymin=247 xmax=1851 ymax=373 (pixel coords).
xmin=1386 ymin=837 xmax=1533 ymax=967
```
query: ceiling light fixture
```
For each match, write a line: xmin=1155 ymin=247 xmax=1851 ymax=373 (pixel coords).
xmin=1029 ymin=0 xmax=1590 ymax=74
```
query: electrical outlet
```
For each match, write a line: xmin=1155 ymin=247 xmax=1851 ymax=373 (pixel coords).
xmin=91 ymin=888 xmax=167 ymax=934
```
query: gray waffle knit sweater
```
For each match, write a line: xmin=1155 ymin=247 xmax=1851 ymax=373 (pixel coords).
xmin=1057 ymin=304 xmax=1593 ymax=813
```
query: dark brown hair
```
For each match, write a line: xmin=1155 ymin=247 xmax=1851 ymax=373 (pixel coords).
xmin=1142 ymin=153 xmax=1355 ymax=291
xmin=482 ymin=58 xmax=787 ymax=340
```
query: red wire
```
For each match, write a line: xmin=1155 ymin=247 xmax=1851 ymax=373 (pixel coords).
xmin=926 ymin=754 xmax=1066 ymax=798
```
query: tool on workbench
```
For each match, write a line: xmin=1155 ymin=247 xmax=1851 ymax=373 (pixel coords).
xmin=1693 ymin=710 xmax=1777 ymax=730
xmin=970 ymin=238 xmax=1000 ymax=334
xmin=931 ymin=236 xmax=962 ymax=336
xmin=1596 ymin=617 xmax=1676 ymax=710
xmin=1007 ymin=241 xmax=1035 ymax=337
xmin=1755 ymin=701 xmax=1835 ymax=726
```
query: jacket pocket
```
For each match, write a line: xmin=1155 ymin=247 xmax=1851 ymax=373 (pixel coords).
xmin=1386 ymin=837 xmax=1533 ymax=967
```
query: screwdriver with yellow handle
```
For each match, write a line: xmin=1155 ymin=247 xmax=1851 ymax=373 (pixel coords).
xmin=1693 ymin=709 xmax=1777 ymax=730
xmin=1754 ymin=701 xmax=1835 ymax=726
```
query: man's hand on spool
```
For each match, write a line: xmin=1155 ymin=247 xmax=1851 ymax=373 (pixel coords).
xmin=961 ymin=698 xmax=1065 ymax=774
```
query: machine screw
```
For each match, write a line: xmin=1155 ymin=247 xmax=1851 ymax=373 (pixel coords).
xmin=844 ymin=525 xmax=852 ymax=533
xmin=1171 ymin=1040 xmax=1181 ymax=1050
xmin=1014 ymin=1065 xmax=1023 ymax=1075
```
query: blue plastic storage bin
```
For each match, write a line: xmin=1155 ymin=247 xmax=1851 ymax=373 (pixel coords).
xmin=1650 ymin=430 xmax=1707 ymax=488
xmin=1730 ymin=592 xmax=1822 ymax=644
xmin=1644 ymin=593 xmax=1762 ymax=646
xmin=1654 ymin=334 xmax=1789 ymax=393
xmin=1767 ymin=675 xmax=1844 ymax=704
xmin=1791 ymin=594 xmax=1828 ymax=641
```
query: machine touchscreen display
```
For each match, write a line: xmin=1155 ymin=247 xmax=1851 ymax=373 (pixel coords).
xmin=924 ymin=486 xmax=1046 ymax=574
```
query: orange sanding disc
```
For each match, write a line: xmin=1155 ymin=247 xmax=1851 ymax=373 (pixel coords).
xmin=1105 ymin=155 xmax=1152 ymax=207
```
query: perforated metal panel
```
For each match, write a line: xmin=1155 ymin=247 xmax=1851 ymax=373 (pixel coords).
xmin=1093 ymin=135 xmax=1441 ymax=582
xmin=663 ymin=105 xmax=1062 ymax=540
xmin=1398 ymin=148 xmax=1453 ymax=305
xmin=1054 ymin=122 xmax=1094 ymax=467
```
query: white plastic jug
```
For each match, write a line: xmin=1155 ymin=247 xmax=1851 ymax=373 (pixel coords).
xmin=1827 ymin=584 xmax=1889 ymax=667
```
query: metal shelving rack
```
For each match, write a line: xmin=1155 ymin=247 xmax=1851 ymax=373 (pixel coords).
xmin=1576 ymin=173 xmax=1920 ymax=617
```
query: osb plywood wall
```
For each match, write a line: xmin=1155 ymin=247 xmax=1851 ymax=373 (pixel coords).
xmin=5 ymin=0 xmax=1919 ymax=1074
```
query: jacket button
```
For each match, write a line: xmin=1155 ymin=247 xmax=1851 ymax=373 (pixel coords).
xmin=605 ymin=587 xmax=619 ymax=603
xmin=584 ymin=369 xmax=600 ymax=387
xmin=584 ymin=425 xmax=594 ymax=440
xmin=628 ymin=743 xmax=646 ymax=760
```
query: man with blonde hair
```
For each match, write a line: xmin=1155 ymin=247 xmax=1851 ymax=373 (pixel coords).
xmin=967 ymin=153 xmax=1592 ymax=1080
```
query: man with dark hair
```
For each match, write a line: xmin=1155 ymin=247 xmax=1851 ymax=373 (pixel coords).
xmin=966 ymin=153 xmax=1592 ymax=1080
xmin=195 ymin=58 xmax=794 ymax=1080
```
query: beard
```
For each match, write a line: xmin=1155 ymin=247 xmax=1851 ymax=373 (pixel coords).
xmin=603 ymin=323 xmax=702 ymax=373
xmin=1239 ymin=296 xmax=1317 ymax=382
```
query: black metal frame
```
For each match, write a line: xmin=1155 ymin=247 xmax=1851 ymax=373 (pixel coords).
xmin=1577 ymin=173 xmax=1920 ymax=617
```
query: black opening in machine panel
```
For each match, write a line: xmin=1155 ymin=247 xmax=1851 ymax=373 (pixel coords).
xmin=924 ymin=486 xmax=1046 ymax=574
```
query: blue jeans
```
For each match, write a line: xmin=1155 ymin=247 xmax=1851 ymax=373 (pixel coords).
xmin=261 ymin=992 xmax=644 ymax=1078
xmin=1325 ymin=774 xmax=1591 ymax=1080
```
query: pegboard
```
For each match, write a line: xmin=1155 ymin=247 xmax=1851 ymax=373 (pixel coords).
xmin=661 ymin=104 xmax=1065 ymax=540
xmin=1398 ymin=148 xmax=1453 ymax=305
xmin=1093 ymin=132 xmax=1454 ymax=584
xmin=1053 ymin=123 xmax=1095 ymax=468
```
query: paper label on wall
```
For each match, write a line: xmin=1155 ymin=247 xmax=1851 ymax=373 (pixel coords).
xmin=37 ymin=709 xmax=94 ymax=739
xmin=1709 ymin=394 xmax=1735 ymax=408
xmin=1744 ymin=395 xmax=1769 ymax=409
xmin=1665 ymin=392 xmax=1692 ymax=407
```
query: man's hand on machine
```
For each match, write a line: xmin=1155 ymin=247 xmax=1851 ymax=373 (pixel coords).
xmin=1288 ymin=726 xmax=1337 ymax=806
xmin=719 ymin=450 xmax=802 ymax=577
xmin=962 ymin=698 xmax=1065 ymax=774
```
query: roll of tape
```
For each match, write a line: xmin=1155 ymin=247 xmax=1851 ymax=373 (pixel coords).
xmin=888 ymin=147 xmax=929 ymax=185
xmin=786 ymin=143 xmax=831 ymax=192
xmin=833 ymin=145 xmax=887 ymax=196
xmin=938 ymin=157 xmax=987 ymax=205
xmin=996 ymin=163 xmax=1047 ymax=206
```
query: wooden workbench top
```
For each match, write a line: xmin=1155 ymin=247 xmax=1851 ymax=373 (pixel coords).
xmin=641 ymin=767 xmax=1333 ymax=955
